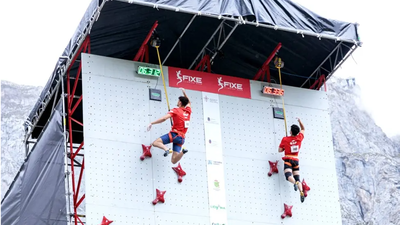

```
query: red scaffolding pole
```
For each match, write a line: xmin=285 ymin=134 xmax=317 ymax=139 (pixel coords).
xmin=253 ymin=43 xmax=282 ymax=82
xmin=194 ymin=54 xmax=211 ymax=73
xmin=309 ymin=74 xmax=327 ymax=91
xmin=133 ymin=21 xmax=158 ymax=62
xmin=66 ymin=35 xmax=90 ymax=225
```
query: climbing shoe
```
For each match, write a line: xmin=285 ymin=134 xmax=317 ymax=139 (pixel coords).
xmin=294 ymin=181 xmax=300 ymax=192
xmin=182 ymin=148 xmax=188 ymax=154
xmin=300 ymin=191 xmax=305 ymax=203
xmin=164 ymin=149 xmax=172 ymax=157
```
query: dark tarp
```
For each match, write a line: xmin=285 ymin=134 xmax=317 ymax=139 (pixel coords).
xmin=2 ymin=101 xmax=67 ymax=225
xmin=123 ymin=0 xmax=358 ymax=41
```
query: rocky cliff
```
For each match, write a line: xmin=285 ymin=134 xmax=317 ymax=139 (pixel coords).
xmin=1 ymin=80 xmax=42 ymax=199
xmin=327 ymin=78 xmax=400 ymax=225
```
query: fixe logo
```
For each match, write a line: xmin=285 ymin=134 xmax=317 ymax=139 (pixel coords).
xmin=217 ymin=77 xmax=243 ymax=92
xmin=210 ymin=204 xmax=226 ymax=210
xmin=176 ymin=70 xmax=202 ymax=85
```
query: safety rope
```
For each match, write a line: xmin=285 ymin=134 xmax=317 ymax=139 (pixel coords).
xmin=155 ymin=45 xmax=173 ymax=125
xmin=275 ymin=57 xmax=288 ymax=136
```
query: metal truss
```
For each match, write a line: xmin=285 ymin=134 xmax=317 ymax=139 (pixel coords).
xmin=189 ymin=20 xmax=239 ymax=71
xmin=163 ymin=15 xmax=197 ymax=65
xmin=301 ymin=42 xmax=358 ymax=89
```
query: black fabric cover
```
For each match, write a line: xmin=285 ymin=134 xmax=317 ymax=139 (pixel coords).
xmin=2 ymin=102 xmax=67 ymax=225
xmin=124 ymin=0 xmax=358 ymax=41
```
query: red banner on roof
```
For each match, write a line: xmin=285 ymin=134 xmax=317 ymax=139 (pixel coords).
xmin=168 ymin=67 xmax=251 ymax=99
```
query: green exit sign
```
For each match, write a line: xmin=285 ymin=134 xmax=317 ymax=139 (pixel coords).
xmin=137 ymin=66 xmax=161 ymax=77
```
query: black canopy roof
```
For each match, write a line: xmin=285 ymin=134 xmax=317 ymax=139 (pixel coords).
xmin=26 ymin=0 xmax=360 ymax=142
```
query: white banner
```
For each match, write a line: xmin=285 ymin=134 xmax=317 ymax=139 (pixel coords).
xmin=202 ymin=92 xmax=228 ymax=225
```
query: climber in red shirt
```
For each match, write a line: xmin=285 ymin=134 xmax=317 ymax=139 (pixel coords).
xmin=279 ymin=118 xmax=306 ymax=203
xmin=147 ymin=88 xmax=191 ymax=164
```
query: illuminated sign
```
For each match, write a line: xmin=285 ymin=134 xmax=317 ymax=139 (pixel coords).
xmin=137 ymin=66 xmax=161 ymax=77
xmin=262 ymin=86 xmax=284 ymax=96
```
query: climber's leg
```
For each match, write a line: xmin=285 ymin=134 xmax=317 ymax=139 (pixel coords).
xmin=292 ymin=161 xmax=305 ymax=203
xmin=153 ymin=133 xmax=172 ymax=156
xmin=292 ymin=164 xmax=303 ymax=192
xmin=171 ymin=135 xmax=185 ymax=164
xmin=284 ymin=160 xmax=296 ymax=184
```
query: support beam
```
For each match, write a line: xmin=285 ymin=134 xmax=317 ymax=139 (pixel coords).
xmin=194 ymin=55 xmax=211 ymax=73
xmin=189 ymin=20 xmax=226 ymax=70
xmin=133 ymin=21 xmax=158 ymax=62
xmin=253 ymin=43 xmax=282 ymax=81
xmin=189 ymin=20 xmax=238 ymax=72
xmin=310 ymin=74 xmax=326 ymax=91
xmin=300 ymin=42 xmax=343 ymax=88
xmin=326 ymin=45 xmax=358 ymax=81
xmin=209 ymin=22 xmax=239 ymax=62
xmin=65 ymin=35 xmax=90 ymax=225
xmin=162 ymin=15 xmax=196 ymax=65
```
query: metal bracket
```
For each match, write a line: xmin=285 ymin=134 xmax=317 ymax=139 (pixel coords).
xmin=253 ymin=43 xmax=282 ymax=81
xmin=133 ymin=21 xmax=158 ymax=62
xmin=189 ymin=20 xmax=239 ymax=71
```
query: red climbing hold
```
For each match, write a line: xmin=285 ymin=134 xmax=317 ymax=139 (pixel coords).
xmin=302 ymin=179 xmax=311 ymax=197
xmin=172 ymin=163 xmax=186 ymax=183
xmin=140 ymin=144 xmax=152 ymax=161
xmin=281 ymin=203 xmax=293 ymax=219
xmin=100 ymin=216 xmax=113 ymax=225
xmin=152 ymin=189 xmax=166 ymax=205
xmin=268 ymin=160 xmax=279 ymax=176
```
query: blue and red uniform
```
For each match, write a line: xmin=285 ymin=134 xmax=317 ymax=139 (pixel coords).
xmin=160 ymin=106 xmax=191 ymax=152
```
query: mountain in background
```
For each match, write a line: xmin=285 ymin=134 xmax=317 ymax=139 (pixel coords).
xmin=1 ymin=80 xmax=43 ymax=199
xmin=327 ymin=77 xmax=400 ymax=225
xmin=1 ymin=79 xmax=400 ymax=224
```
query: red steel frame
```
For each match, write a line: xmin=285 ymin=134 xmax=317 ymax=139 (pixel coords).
xmin=66 ymin=35 xmax=91 ymax=225
xmin=194 ymin=54 xmax=211 ymax=73
xmin=253 ymin=43 xmax=282 ymax=82
xmin=309 ymin=74 xmax=327 ymax=91
xmin=133 ymin=21 xmax=158 ymax=62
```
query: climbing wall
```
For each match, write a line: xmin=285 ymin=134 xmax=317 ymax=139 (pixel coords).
xmin=81 ymin=53 xmax=342 ymax=225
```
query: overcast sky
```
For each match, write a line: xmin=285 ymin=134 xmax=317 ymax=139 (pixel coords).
xmin=0 ymin=0 xmax=398 ymax=137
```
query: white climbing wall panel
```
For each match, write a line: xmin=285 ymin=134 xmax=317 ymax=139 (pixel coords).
xmin=81 ymin=53 xmax=342 ymax=225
